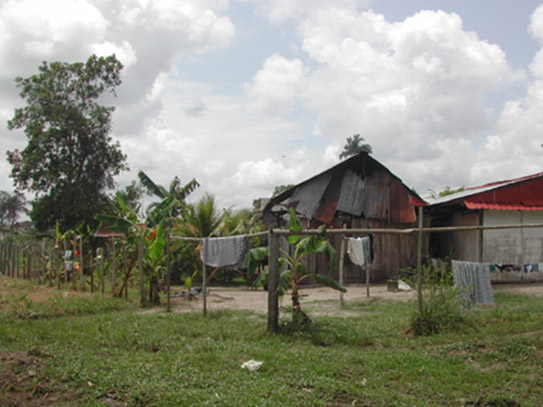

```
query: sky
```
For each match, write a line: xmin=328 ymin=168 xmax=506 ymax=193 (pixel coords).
xmin=1 ymin=0 xmax=543 ymax=211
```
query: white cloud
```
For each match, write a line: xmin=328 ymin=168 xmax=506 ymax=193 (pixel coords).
xmin=529 ymin=5 xmax=543 ymax=42
xmin=245 ymin=54 xmax=306 ymax=114
xmin=264 ymin=7 xmax=521 ymax=192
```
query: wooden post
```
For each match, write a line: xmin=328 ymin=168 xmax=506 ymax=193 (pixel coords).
xmin=202 ymin=264 xmax=207 ymax=317
xmin=41 ymin=240 xmax=46 ymax=284
xmin=138 ymin=236 xmax=145 ymax=307
xmin=48 ymin=244 xmax=54 ymax=287
xmin=338 ymin=233 xmax=346 ymax=307
xmin=366 ymin=263 xmax=370 ymax=298
xmin=56 ymin=245 xmax=61 ymax=289
xmin=267 ymin=229 xmax=279 ymax=332
xmin=79 ymin=236 xmax=84 ymax=290
xmin=166 ymin=233 xmax=171 ymax=313
xmin=110 ymin=239 xmax=116 ymax=293
xmin=100 ymin=248 xmax=105 ymax=294
xmin=63 ymin=240 xmax=68 ymax=285
xmin=71 ymin=239 xmax=77 ymax=290
xmin=90 ymin=255 xmax=94 ymax=293
xmin=26 ymin=245 xmax=31 ymax=280
xmin=417 ymin=206 xmax=424 ymax=315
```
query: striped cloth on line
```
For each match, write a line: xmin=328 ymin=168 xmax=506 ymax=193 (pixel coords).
xmin=200 ymin=235 xmax=249 ymax=269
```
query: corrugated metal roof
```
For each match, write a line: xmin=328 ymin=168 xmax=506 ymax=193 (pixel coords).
xmin=263 ymin=152 xmax=423 ymax=225
xmin=289 ymin=171 xmax=333 ymax=219
xmin=363 ymin=171 xmax=390 ymax=220
xmin=314 ymin=169 xmax=343 ymax=224
xmin=336 ymin=169 xmax=366 ymax=216
xmin=427 ymin=172 xmax=543 ymax=206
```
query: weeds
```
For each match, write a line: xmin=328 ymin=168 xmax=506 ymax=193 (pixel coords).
xmin=408 ymin=261 xmax=467 ymax=336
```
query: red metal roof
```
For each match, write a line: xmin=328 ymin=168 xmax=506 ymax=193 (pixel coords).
xmin=465 ymin=202 xmax=543 ymax=210
xmin=430 ymin=172 xmax=543 ymax=210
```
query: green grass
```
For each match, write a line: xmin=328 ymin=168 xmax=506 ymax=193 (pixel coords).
xmin=1 ymin=278 xmax=543 ymax=406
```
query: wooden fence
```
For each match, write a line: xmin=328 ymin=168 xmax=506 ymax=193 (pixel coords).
xmin=3 ymin=212 xmax=543 ymax=333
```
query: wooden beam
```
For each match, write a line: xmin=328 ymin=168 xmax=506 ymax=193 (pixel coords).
xmin=267 ymin=229 xmax=279 ymax=332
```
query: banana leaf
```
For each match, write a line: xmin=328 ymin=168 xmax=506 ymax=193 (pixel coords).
xmin=314 ymin=274 xmax=347 ymax=293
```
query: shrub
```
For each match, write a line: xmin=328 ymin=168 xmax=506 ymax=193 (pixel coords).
xmin=409 ymin=262 xmax=466 ymax=336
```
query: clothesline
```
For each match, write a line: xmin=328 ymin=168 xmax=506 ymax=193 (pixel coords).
xmin=169 ymin=231 xmax=268 ymax=242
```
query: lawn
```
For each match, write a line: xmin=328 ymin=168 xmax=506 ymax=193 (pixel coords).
xmin=1 ymin=275 xmax=542 ymax=406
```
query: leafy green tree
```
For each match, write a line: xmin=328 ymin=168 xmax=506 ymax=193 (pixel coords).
xmin=339 ymin=134 xmax=372 ymax=159
xmin=272 ymin=184 xmax=295 ymax=196
xmin=7 ymin=54 xmax=127 ymax=232
xmin=428 ymin=186 xmax=466 ymax=199
xmin=0 ymin=190 xmax=27 ymax=228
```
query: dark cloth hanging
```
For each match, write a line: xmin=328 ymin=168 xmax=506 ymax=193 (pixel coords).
xmin=200 ymin=235 xmax=249 ymax=269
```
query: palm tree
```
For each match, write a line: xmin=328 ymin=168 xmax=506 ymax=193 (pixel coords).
xmin=181 ymin=193 xmax=223 ymax=238
xmin=0 ymin=190 xmax=28 ymax=228
xmin=339 ymin=134 xmax=372 ymax=159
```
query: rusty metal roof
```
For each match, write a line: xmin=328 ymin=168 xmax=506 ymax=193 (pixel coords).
xmin=289 ymin=171 xmax=333 ymax=219
xmin=337 ymin=169 xmax=366 ymax=216
xmin=263 ymin=152 xmax=424 ymax=225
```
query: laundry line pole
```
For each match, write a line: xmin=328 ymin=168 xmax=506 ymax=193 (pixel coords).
xmin=267 ymin=228 xmax=279 ymax=332
xmin=416 ymin=206 xmax=424 ymax=315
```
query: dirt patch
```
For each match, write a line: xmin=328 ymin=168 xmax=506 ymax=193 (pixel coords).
xmin=0 ymin=275 xmax=93 ymax=306
xmin=0 ymin=350 xmax=73 ymax=407
xmin=163 ymin=284 xmax=416 ymax=315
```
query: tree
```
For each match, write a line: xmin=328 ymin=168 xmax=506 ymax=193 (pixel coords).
xmin=339 ymin=134 xmax=372 ymax=159
xmin=7 ymin=54 xmax=127 ymax=232
xmin=0 ymin=190 xmax=27 ymax=228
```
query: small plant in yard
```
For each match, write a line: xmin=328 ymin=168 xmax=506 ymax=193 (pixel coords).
xmin=248 ymin=209 xmax=346 ymax=327
xmin=409 ymin=262 xmax=466 ymax=336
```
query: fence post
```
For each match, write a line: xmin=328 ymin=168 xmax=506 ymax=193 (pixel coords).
xmin=417 ymin=206 xmax=424 ymax=315
xmin=111 ymin=239 xmax=117 ymax=293
xmin=267 ymin=228 xmax=279 ymax=332
xmin=166 ymin=233 xmax=171 ymax=313
xmin=338 ymin=230 xmax=346 ymax=307
xmin=100 ymin=248 xmax=105 ymax=294
xmin=138 ymin=236 xmax=145 ymax=307
xmin=79 ymin=236 xmax=84 ymax=291
xmin=202 ymin=264 xmax=207 ymax=317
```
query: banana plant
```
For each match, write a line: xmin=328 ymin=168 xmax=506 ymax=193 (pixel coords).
xmin=248 ymin=208 xmax=346 ymax=325
xmin=96 ymin=193 xmax=166 ymax=305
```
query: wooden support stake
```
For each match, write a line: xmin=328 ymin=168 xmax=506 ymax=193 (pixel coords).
xmin=166 ymin=233 xmax=171 ymax=313
xmin=417 ymin=206 xmax=424 ymax=315
xmin=338 ymin=234 xmax=346 ymax=307
xmin=202 ymin=264 xmax=207 ymax=317
xmin=267 ymin=229 xmax=279 ymax=332
xmin=138 ymin=236 xmax=145 ymax=307
xmin=63 ymin=240 xmax=68 ymax=285
xmin=100 ymin=249 xmax=105 ymax=295
xmin=79 ymin=236 xmax=84 ymax=290
xmin=111 ymin=239 xmax=117 ymax=292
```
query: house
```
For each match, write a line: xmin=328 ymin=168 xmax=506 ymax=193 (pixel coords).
xmin=426 ymin=172 xmax=543 ymax=282
xmin=262 ymin=152 xmax=427 ymax=282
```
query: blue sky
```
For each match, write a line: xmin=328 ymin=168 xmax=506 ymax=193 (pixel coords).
xmin=1 ymin=0 xmax=543 ymax=211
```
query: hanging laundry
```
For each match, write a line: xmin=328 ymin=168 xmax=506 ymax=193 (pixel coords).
xmin=347 ymin=237 xmax=372 ymax=267
xmin=452 ymin=260 xmax=494 ymax=307
xmin=200 ymin=235 xmax=249 ymax=268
